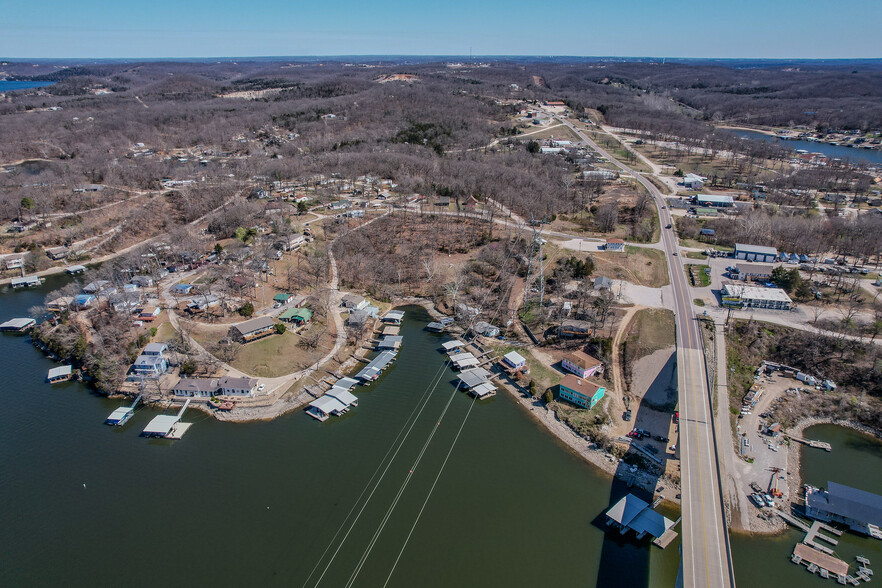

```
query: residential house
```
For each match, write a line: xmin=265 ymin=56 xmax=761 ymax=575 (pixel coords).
xmin=594 ymin=276 xmax=613 ymax=291
xmin=46 ymin=246 xmax=70 ymax=260
xmin=605 ymin=239 xmax=625 ymax=252
xmin=170 ymin=283 xmax=194 ymax=295
xmin=131 ymin=354 xmax=169 ymax=378
xmin=72 ymin=294 xmax=97 ymax=309
xmin=347 ymin=309 xmax=369 ymax=328
xmin=473 ymin=321 xmax=500 ymax=338
xmin=561 ymin=350 xmax=603 ymax=379
xmin=219 ymin=375 xmax=259 ymax=397
xmin=4 ymin=254 xmax=25 ymax=270
xmin=130 ymin=275 xmax=154 ymax=288
xmin=229 ymin=275 xmax=256 ymax=293
xmin=138 ymin=306 xmax=161 ymax=321
xmin=83 ymin=280 xmax=112 ymax=295
xmin=502 ymin=351 xmax=527 ymax=370
xmin=143 ymin=342 xmax=168 ymax=356
xmin=273 ymin=293 xmax=293 ymax=305
xmin=342 ymin=294 xmax=368 ymax=310
xmin=172 ymin=378 xmax=220 ymax=398
xmin=279 ymin=307 xmax=313 ymax=325
xmin=582 ymin=170 xmax=617 ymax=180
xmin=557 ymin=374 xmax=606 ymax=409
xmin=187 ymin=294 xmax=221 ymax=312
xmin=229 ymin=316 xmax=277 ymax=343
xmin=559 ymin=319 xmax=592 ymax=338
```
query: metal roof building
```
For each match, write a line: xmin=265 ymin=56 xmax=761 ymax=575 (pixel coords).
xmin=605 ymin=494 xmax=675 ymax=540
xmin=734 ymin=243 xmax=779 ymax=263
xmin=806 ymin=482 xmax=882 ymax=536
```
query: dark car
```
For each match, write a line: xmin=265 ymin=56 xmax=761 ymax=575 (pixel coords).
xmin=655 ymin=435 xmax=669 ymax=442
xmin=623 ymin=410 xmax=632 ymax=421
xmin=666 ymin=224 xmax=672 ymax=229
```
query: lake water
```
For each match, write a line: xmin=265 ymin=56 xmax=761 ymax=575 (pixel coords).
xmin=0 ymin=80 xmax=54 ymax=92
xmin=731 ymin=424 xmax=882 ymax=586
xmin=0 ymin=277 xmax=680 ymax=587
xmin=730 ymin=129 xmax=882 ymax=166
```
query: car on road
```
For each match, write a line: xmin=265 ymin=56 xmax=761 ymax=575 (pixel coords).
xmin=672 ymin=251 xmax=678 ymax=256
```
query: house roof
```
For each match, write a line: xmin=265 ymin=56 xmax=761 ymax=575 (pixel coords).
xmin=560 ymin=374 xmax=604 ymax=397
xmin=564 ymin=350 xmax=602 ymax=371
xmin=458 ymin=367 xmax=491 ymax=388
xmin=273 ymin=293 xmax=292 ymax=302
xmin=503 ymin=351 xmax=526 ymax=365
xmin=173 ymin=378 xmax=220 ymax=393
xmin=232 ymin=316 xmax=275 ymax=335
xmin=219 ymin=375 xmax=259 ymax=390
xmin=696 ymin=194 xmax=734 ymax=204
xmin=279 ymin=307 xmax=313 ymax=321
xmin=143 ymin=343 xmax=167 ymax=354
xmin=723 ymin=284 xmax=792 ymax=303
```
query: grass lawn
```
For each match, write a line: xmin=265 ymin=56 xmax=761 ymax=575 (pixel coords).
xmin=694 ymin=298 xmax=706 ymax=307
xmin=154 ymin=320 xmax=177 ymax=342
xmin=685 ymin=250 xmax=708 ymax=260
xmin=684 ymin=264 xmax=711 ymax=287
xmin=592 ymin=245 xmax=669 ymax=287
xmin=492 ymin=343 xmax=562 ymax=391
xmin=553 ymin=395 xmax=610 ymax=438
xmin=231 ymin=331 xmax=314 ymax=377
xmin=623 ymin=309 xmax=676 ymax=362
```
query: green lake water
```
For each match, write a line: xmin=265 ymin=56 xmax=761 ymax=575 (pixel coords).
xmin=0 ymin=277 xmax=680 ymax=587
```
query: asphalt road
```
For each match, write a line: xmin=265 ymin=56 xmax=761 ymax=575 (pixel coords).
xmin=555 ymin=117 xmax=735 ymax=588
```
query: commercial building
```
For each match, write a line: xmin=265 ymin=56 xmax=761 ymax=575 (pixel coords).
xmin=557 ymin=374 xmax=606 ymax=409
xmin=695 ymin=194 xmax=734 ymax=208
xmin=722 ymin=284 xmax=793 ymax=310
xmin=562 ymin=350 xmax=603 ymax=379
xmin=683 ymin=173 xmax=705 ymax=190
xmin=806 ymin=482 xmax=882 ymax=538
xmin=733 ymin=263 xmax=777 ymax=282
xmin=734 ymin=243 xmax=779 ymax=263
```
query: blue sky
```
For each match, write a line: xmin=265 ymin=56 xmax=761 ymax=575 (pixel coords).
xmin=3 ymin=0 xmax=881 ymax=59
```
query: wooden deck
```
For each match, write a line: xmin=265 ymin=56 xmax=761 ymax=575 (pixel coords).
xmin=793 ymin=543 xmax=850 ymax=577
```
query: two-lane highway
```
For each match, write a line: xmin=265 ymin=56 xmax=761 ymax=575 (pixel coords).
xmin=556 ymin=117 xmax=735 ymax=588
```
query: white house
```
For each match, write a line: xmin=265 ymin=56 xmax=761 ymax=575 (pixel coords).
xmin=502 ymin=351 xmax=527 ymax=370
xmin=219 ymin=375 xmax=259 ymax=397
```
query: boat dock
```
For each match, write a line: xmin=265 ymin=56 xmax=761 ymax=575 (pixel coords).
xmin=792 ymin=543 xmax=850 ymax=581
xmin=785 ymin=433 xmax=832 ymax=451
xmin=0 ymin=317 xmax=36 ymax=332
xmin=47 ymin=365 xmax=74 ymax=383
xmin=142 ymin=399 xmax=192 ymax=438
xmin=106 ymin=394 xmax=142 ymax=426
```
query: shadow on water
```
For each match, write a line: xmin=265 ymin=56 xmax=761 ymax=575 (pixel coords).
xmin=594 ymin=353 xmax=679 ymax=587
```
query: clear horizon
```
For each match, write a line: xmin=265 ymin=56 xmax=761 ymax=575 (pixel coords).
xmin=3 ymin=0 xmax=881 ymax=60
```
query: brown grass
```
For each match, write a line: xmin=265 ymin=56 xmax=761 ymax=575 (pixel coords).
xmin=592 ymin=246 xmax=669 ymax=287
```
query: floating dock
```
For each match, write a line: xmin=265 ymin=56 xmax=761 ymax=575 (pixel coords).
xmin=786 ymin=433 xmax=832 ymax=451
xmin=142 ymin=399 xmax=191 ymax=438
xmin=47 ymin=365 xmax=73 ymax=383
xmin=792 ymin=543 xmax=850 ymax=579
xmin=0 ymin=317 xmax=36 ymax=332
xmin=106 ymin=394 xmax=142 ymax=426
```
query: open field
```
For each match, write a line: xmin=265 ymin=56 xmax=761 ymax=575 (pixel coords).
xmin=592 ymin=245 xmax=669 ymax=287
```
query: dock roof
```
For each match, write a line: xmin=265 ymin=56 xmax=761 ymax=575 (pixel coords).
xmin=606 ymin=494 xmax=674 ymax=539
xmin=336 ymin=377 xmax=359 ymax=390
xmin=143 ymin=414 xmax=180 ymax=436
xmin=107 ymin=406 xmax=134 ymax=423
xmin=378 ymin=335 xmax=403 ymax=349
xmin=47 ymin=365 xmax=73 ymax=379
xmin=442 ymin=340 xmax=465 ymax=351
xmin=458 ymin=367 xmax=491 ymax=389
xmin=383 ymin=310 xmax=405 ymax=321
xmin=0 ymin=317 xmax=36 ymax=330
xmin=309 ymin=395 xmax=348 ymax=415
xmin=326 ymin=387 xmax=358 ymax=406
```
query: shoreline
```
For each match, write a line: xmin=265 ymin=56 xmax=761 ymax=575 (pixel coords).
xmin=737 ymin=416 xmax=882 ymax=537
xmin=498 ymin=376 xmax=682 ymax=508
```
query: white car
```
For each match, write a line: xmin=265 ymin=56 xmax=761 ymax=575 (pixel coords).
xmin=257 ymin=384 xmax=265 ymax=392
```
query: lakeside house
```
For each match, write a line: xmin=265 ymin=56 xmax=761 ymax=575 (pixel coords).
xmin=72 ymin=294 xmax=97 ymax=309
xmin=131 ymin=354 xmax=168 ymax=378
xmin=805 ymin=482 xmax=882 ymax=537
xmin=4 ymin=253 xmax=25 ymax=270
xmin=502 ymin=351 xmax=527 ymax=370
xmin=172 ymin=378 xmax=220 ymax=398
xmin=559 ymin=319 xmax=592 ymax=339
xmin=562 ymin=350 xmax=603 ymax=379
xmin=473 ymin=321 xmax=500 ymax=338
xmin=347 ymin=309 xmax=369 ymax=328
xmin=279 ymin=307 xmax=313 ymax=325
xmin=46 ymin=246 xmax=70 ymax=260
xmin=342 ymin=294 xmax=368 ymax=310
xmin=229 ymin=316 xmax=277 ymax=343
xmin=557 ymin=374 xmax=606 ymax=409
xmin=219 ymin=375 xmax=259 ymax=397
